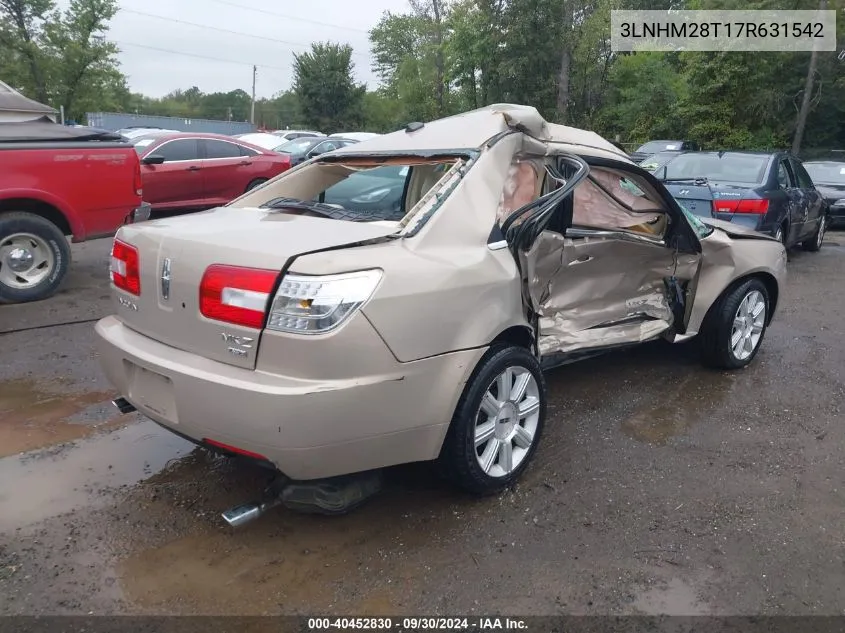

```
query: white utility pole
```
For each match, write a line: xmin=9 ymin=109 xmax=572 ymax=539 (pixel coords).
xmin=250 ymin=65 xmax=257 ymax=125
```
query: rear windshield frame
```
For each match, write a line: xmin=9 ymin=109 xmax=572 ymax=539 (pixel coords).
xmin=662 ymin=152 xmax=770 ymax=185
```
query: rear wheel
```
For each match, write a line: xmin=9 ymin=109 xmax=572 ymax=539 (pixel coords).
xmin=0 ymin=212 xmax=70 ymax=304
xmin=245 ymin=178 xmax=268 ymax=192
xmin=699 ymin=278 xmax=769 ymax=369
xmin=802 ymin=216 xmax=826 ymax=252
xmin=439 ymin=345 xmax=546 ymax=495
xmin=774 ymin=224 xmax=786 ymax=246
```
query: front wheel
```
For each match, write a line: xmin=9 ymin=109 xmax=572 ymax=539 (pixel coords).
xmin=699 ymin=278 xmax=770 ymax=369
xmin=802 ymin=216 xmax=826 ymax=252
xmin=0 ymin=212 xmax=71 ymax=304
xmin=439 ymin=345 xmax=546 ymax=495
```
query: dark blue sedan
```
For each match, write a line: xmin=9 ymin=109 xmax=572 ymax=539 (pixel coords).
xmin=657 ymin=151 xmax=828 ymax=251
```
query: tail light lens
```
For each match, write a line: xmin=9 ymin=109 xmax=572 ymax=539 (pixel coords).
xmin=266 ymin=269 xmax=382 ymax=334
xmin=199 ymin=265 xmax=279 ymax=329
xmin=133 ymin=156 xmax=143 ymax=196
xmin=714 ymin=198 xmax=769 ymax=214
xmin=110 ymin=239 xmax=141 ymax=295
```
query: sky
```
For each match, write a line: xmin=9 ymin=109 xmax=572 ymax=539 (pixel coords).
xmin=89 ymin=0 xmax=411 ymax=98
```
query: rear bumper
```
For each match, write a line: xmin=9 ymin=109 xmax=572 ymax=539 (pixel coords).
xmin=95 ymin=316 xmax=484 ymax=480
xmin=125 ymin=202 xmax=152 ymax=225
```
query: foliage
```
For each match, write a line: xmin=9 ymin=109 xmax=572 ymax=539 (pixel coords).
xmin=292 ymin=42 xmax=365 ymax=134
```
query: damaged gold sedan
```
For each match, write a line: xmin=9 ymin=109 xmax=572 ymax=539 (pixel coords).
xmin=96 ymin=104 xmax=786 ymax=510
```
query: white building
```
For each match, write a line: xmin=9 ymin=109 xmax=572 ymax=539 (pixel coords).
xmin=0 ymin=80 xmax=57 ymax=123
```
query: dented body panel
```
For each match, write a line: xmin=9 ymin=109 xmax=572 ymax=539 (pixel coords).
xmin=94 ymin=103 xmax=786 ymax=481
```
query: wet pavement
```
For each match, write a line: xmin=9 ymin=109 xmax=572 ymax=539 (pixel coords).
xmin=1 ymin=234 xmax=844 ymax=616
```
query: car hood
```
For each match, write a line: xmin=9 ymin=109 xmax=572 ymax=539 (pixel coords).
xmin=702 ymin=217 xmax=778 ymax=241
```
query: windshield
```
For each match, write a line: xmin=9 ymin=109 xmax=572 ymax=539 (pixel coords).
xmin=640 ymin=151 xmax=682 ymax=172
xmin=804 ymin=162 xmax=845 ymax=185
xmin=663 ymin=153 xmax=768 ymax=185
xmin=274 ymin=138 xmax=320 ymax=154
xmin=637 ymin=141 xmax=682 ymax=154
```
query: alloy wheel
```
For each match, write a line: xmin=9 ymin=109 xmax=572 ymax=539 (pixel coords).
xmin=474 ymin=366 xmax=541 ymax=477
xmin=730 ymin=290 xmax=766 ymax=361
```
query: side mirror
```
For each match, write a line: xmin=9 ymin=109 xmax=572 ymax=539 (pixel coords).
xmin=142 ymin=154 xmax=166 ymax=165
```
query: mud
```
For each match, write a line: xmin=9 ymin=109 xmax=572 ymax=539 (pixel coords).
xmin=1 ymin=235 xmax=845 ymax=616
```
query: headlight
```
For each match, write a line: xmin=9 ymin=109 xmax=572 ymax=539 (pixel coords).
xmin=351 ymin=187 xmax=391 ymax=204
xmin=266 ymin=269 xmax=382 ymax=334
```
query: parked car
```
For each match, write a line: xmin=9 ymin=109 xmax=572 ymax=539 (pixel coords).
xmin=98 ymin=104 xmax=787 ymax=519
xmin=640 ymin=150 xmax=688 ymax=173
xmin=132 ymin=132 xmax=291 ymax=214
xmin=117 ymin=127 xmax=180 ymax=139
xmin=803 ymin=160 xmax=845 ymax=228
xmin=272 ymin=136 xmax=358 ymax=167
xmin=272 ymin=129 xmax=324 ymax=141
xmin=0 ymin=120 xmax=146 ymax=303
xmin=321 ymin=165 xmax=408 ymax=219
xmin=232 ymin=132 xmax=294 ymax=150
xmin=630 ymin=140 xmax=699 ymax=164
xmin=658 ymin=151 xmax=828 ymax=251
xmin=329 ymin=132 xmax=380 ymax=142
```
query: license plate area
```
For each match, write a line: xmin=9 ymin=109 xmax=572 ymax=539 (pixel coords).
xmin=124 ymin=360 xmax=178 ymax=422
xmin=678 ymin=199 xmax=713 ymax=217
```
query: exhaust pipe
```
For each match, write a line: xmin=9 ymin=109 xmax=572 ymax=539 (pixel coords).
xmin=112 ymin=397 xmax=136 ymax=414
xmin=221 ymin=498 xmax=283 ymax=528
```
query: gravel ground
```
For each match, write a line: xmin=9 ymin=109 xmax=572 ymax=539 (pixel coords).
xmin=0 ymin=233 xmax=843 ymax=616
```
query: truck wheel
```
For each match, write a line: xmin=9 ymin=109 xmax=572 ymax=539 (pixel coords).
xmin=245 ymin=178 xmax=268 ymax=192
xmin=439 ymin=345 xmax=546 ymax=495
xmin=0 ymin=212 xmax=71 ymax=304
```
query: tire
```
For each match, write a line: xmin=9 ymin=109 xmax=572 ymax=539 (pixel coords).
xmin=774 ymin=224 xmax=786 ymax=247
xmin=0 ymin=212 xmax=71 ymax=304
xmin=245 ymin=178 xmax=268 ymax=192
xmin=699 ymin=278 xmax=770 ymax=370
xmin=802 ymin=216 xmax=826 ymax=252
xmin=438 ymin=345 xmax=546 ymax=495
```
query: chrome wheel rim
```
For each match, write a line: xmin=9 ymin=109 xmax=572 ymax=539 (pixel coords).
xmin=474 ymin=366 xmax=540 ymax=478
xmin=774 ymin=227 xmax=784 ymax=244
xmin=816 ymin=218 xmax=826 ymax=248
xmin=0 ymin=232 xmax=55 ymax=289
xmin=730 ymin=290 xmax=766 ymax=361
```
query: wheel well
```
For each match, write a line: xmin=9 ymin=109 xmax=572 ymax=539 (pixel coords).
xmin=706 ymin=272 xmax=780 ymax=326
xmin=491 ymin=325 xmax=534 ymax=350
xmin=0 ymin=199 xmax=72 ymax=236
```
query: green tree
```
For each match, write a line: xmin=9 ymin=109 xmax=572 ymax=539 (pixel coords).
xmin=292 ymin=42 xmax=365 ymax=133
xmin=0 ymin=0 xmax=127 ymax=120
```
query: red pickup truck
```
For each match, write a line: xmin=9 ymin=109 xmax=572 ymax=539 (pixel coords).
xmin=0 ymin=121 xmax=148 ymax=303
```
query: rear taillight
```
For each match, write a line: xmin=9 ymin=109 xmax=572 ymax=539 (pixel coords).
xmin=133 ymin=157 xmax=143 ymax=196
xmin=110 ymin=239 xmax=141 ymax=295
xmin=199 ymin=264 xmax=279 ymax=329
xmin=714 ymin=198 xmax=769 ymax=214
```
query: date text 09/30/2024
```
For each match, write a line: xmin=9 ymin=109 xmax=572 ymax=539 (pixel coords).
xmin=307 ymin=617 xmax=529 ymax=631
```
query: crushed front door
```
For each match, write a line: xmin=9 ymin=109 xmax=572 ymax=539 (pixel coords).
xmin=505 ymin=156 xmax=702 ymax=359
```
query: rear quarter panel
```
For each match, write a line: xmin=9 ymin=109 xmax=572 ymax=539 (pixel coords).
xmin=686 ymin=228 xmax=787 ymax=335
xmin=0 ymin=144 xmax=141 ymax=240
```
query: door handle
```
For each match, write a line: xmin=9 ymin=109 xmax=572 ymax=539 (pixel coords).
xmin=239 ymin=161 xmax=252 ymax=166
xmin=186 ymin=166 xmax=201 ymax=171
xmin=569 ymin=255 xmax=593 ymax=265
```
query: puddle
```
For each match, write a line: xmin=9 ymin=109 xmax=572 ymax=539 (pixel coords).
xmin=633 ymin=577 xmax=710 ymax=615
xmin=0 ymin=378 xmax=120 ymax=457
xmin=0 ymin=420 xmax=194 ymax=531
xmin=621 ymin=372 xmax=733 ymax=445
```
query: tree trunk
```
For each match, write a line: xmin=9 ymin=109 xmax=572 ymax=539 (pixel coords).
xmin=556 ymin=2 xmax=572 ymax=123
xmin=792 ymin=0 xmax=826 ymax=155
xmin=431 ymin=0 xmax=445 ymax=116
xmin=6 ymin=1 xmax=48 ymax=103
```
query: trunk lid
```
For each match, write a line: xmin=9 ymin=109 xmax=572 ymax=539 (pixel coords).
xmin=663 ymin=183 xmax=715 ymax=218
xmin=114 ymin=206 xmax=397 ymax=369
